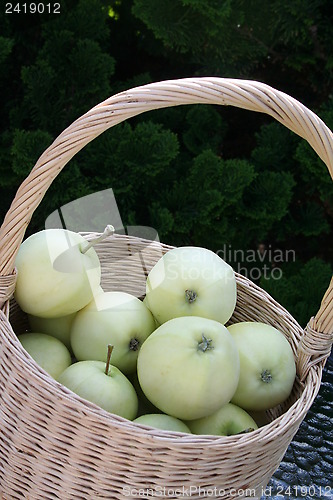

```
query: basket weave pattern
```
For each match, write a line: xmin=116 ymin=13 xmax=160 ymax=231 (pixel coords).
xmin=0 ymin=78 xmax=332 ymax=499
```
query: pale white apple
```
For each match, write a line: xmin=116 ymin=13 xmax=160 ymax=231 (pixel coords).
xmin=18 ymin=332 xmax=72 ymax=380
xmin=228 ymin=322 xmax=296 ymax=411
xmin=145 ymin=246 xmax=236 ymax=325
xmin=134 ymin=414 xmax=191 ymax=433
xmin=14 ymin=229 xmax=102 ymax=318
xmin=186 ymin=403 xmax=258 ymax=436
xmin=58 ymin=358 xmax=138 ymax=419
xmin=28 ymin=312 xmax=77 ymax=351
xmin=137 ymin=316 xmax=240 ymax=420
xmin=70 ymin=291 xmax=156 ymax=374
xmin=27 ymin=286 xmax=105 ymax=351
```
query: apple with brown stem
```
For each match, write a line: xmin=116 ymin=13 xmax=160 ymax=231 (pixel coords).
xmin=58 ymin=345 xmax=138 ymax=419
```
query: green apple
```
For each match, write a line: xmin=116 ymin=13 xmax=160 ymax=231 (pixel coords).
xmin=144 ymin=246 xmax=236 ymax=325
xmin=28 ymin=312 xmax=77 ymax=351
xmin=70 ymin=291 xmax=156 ymax=374
xmin=58 ymin=347 xmax=138 ymax=419
xmin=134 ymin=414 xmax=191 ymax=433
xmin=186 ymin=403 xmax=258 ymax=436
xmin=137 ymin=316 xmax=240 ymax=420
xmin=18 ymin=332 xmax=72 ymax=380
xmin=14 ymin=229 xmax=102 ymax=318
xmin=228 ymin=322 xmax=296 ymax=411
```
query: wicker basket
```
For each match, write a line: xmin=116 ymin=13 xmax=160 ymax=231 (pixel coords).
xmin=0 ymin=78 xmax=332 ymax=500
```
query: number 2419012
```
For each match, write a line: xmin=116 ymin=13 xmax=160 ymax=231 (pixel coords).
xmin=5 ymin=3 xmax=60 ymax=14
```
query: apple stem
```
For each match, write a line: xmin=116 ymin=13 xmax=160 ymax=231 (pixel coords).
xmin=185 ymin=289 xmax=197 ymax=303
xmin=81 ymin=225 xmax=115 ymax=254
xmin=129 ymin=338 xmax=140 ymax=351
xmin=237 ymin=427 xmax=255 ymax=435
xmin=261 ymin=369 xmax=273 ymax=383
xmin=105 ymin=344 xmax=114 ymax=375
xmin=198 ymin=334 xmax=214 ymax=352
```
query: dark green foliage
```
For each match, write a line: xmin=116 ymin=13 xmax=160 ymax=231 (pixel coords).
xmin=132 ymin=0 xmax=267 ymax=74
xmin=240 ymin=170 xmax=296 ymax=248
xmin=11 ymin=129 xmax=53 ymax=178
xmin=182 ymin=105 xmax=227 ymax=155
xmin=132 ymin=0 xmax=333 ymax=91
xmin=78 ymin=120 xmax=180 ymax=221
xmin=295 ymin=97 xmax=333 ymax=205
xmin=251 ymin=123 xmax=298 ymax=173
xmin=261 ymin=258 xmax=332 ymax=327
xmin=0 ymin=0 xmax=332 ymax=327
xmin=282 ymin=202 xmax=330 ymax=238
xmin=149 ymin=151 xmax=256 ymax=247
xmin=0 ymin=36 xmax=14 ymax=65
xmin=20 ymin=1 xmax=115 ymax=134
xmin=132 ymin=0 xmax=234 ymax=57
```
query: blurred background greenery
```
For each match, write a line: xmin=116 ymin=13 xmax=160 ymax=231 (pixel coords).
xmin=0 ymin=0 xmax=332 ymax=328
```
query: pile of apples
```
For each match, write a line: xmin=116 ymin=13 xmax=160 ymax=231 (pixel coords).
xmin=14 ymin=227 xmax=297 ymax=436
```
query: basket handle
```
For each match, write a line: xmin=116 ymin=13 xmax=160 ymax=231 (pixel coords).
xmin=0 ymin=77 xmax=332 ymax=368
